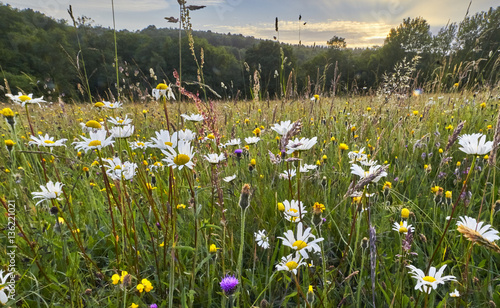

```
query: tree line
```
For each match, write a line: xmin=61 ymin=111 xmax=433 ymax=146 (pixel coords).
xmin=0 ymin=3 xmax=498 ymax=102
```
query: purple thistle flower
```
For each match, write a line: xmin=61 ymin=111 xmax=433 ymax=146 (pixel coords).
xmin=234 ymin=149 xmax=242 ymax=158
xmin=220 ymin=274 xmax=239 ymax=295
xmin=150 ymin=304 xmax=158 ymax=308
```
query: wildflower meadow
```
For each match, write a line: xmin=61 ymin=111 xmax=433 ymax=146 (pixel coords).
xmin=1 ymin=3 xmax=500 ymax=308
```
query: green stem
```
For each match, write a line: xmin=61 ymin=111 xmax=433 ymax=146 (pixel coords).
xmin=236 ymin=207 xmax=247 ymax=306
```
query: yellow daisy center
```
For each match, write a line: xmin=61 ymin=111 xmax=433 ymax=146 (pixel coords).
xmin=164 ymin=141 xmax=173 ymax=146
xmin=156 ymin=83 xmax=168 ymax=90
xmin=137 ymin=142 xmax=145 ymax=146
xmin=423 ymin=276 xmax=436 ymax=283
xmin=114 ymin=165 xmax=122 ymax=170
xmin=86 ymin=120 xmax=102 ymax=129
xmin=88 ymin=140 xmax=102 ymax=147
xmin=399 ymin=227 xmax=408 ymax=233
xmin=109 ymin=104 xmax=114 ymax=107
xmin=292 ymin=240 xmax=307 ymax=250
xmin=286 ymin=261 xmax=298 ymax=270
xmin=19 ymin=95 xmax=31 ymax=102
xmin=44 ymin=140 xmax=55 ymax=144
xmin=94 ymin=102 xmax=105 ymax=107
xmin=288 ymin=208 xmax=298 ymax=213
xmin=173 ymin=154 xmax=190 ymax=166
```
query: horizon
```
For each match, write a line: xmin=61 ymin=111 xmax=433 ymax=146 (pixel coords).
xmin=4 ymin=0 xmax=499 ymax=48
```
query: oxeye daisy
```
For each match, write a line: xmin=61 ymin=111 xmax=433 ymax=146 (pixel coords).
xmin=299 ymin=164 xmax=317 ymax=173
xmin=224 ymin=138 xmax=241 ymax=147
xmin=458 ymin=133 xmax=493 ymax=155
xmin=108 ymin=115 xmax=133 ymax=126
xmin=102 ymin=101 xmax=122 ymax=109
xmin=73 ymin=130 xmax=114 ymax=153
xmin=278 ymin=222 xmax=323 ymax=259
xmin=177 ymin=129 xmax=196 ymax=142
xmin=32 ymin=181 xmax=64 ymax=206
xmin=181 ymin=113 xmax=204 ymax=122
xmin=129 ymin=141 xmax=148 ymax=150
xmin=244 ymin=136 xmax=261 ymax=145
xmin=350 ymin=164 xmax=387 ymax=183
xmin=29 ymin=134 xmax=67 ymax=149
xmin=5 ymin=92 xmax=45 ymax=107
xmin=279 ymin=169 xmax=296 ymax=180
xmin=286 ymin=137 xmax=317 ymax=154
xmin=450 ymin=289 xmax=460 ymax=297
xmin=223 ymin=174 xmax=237 ymax=182
xmin=204 ymin=153 xmax=225 ymax=164
xmin=110 ymin=124 xmax=134 ymax=138
xmin=392 ymin=221 xmax=414 ymax=234
xmin=147 ymin=130 xmax=178 ymax=150
xmin=103 ymin=157 xmax=137 ymax=181
xmin=271 ymin=120 xmax=294 ymax=136
xmin=153 ymin=83 xmax=176 ymax=100
xmin=406 ymin=264 xmax=456 ymax=294
xmin=281 ymin=200 xmax=307 ymax=223
xmin=80 ymin=120 xmax=104 ymax=133
xmin=162 ymin=140 xmax=195 ymax=170
xmin=254 ymin=230 xmax=270 ymax=249
xmin=0 ymin=270 xmax=13 ymax=304
xmin=457 ymin=216 xmax=500 ymax=248
xmin=275 ymin=254 xmax=306 ymax=275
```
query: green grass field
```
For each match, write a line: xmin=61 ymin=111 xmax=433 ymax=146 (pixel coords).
xmin=1 ymin=90 xmax=500 ymax=307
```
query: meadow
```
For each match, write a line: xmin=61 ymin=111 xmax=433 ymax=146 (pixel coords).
xmin=1 ymin=84 xmax=500 ymax=308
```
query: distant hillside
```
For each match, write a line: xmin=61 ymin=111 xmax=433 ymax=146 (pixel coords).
xmin=0 ymin=3 xmax=498 ymax=102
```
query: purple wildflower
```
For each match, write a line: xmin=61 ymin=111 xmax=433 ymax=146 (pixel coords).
xmin=150 ymin=304 xmax=158 ymax=308
xmin=220 ymin=274 xmax=239 ymax=295
xmin=234 ymin=149 xmax=242 ymax=158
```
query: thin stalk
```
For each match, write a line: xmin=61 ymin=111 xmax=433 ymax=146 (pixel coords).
xmin=111 ymin=0 xmax=120 ymax=101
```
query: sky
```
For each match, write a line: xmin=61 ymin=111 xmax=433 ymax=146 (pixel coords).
xmin=4 ymin=0 xmax=498 ymax=48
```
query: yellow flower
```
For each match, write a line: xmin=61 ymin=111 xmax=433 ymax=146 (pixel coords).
xmin=277 ymin=202 xmax=285 ymax=211
xmin=244 ymin=145 xmax=250 ymax=150
xmin=130 ymin=304 xmax=138 ymax=308
xmin=94 ymin=102 xmax=105 ymax=108
xmin=483 ymin=155 xmax=489 ymax=160
xmin=480 ymin=102 xmax=486 ymax=108
xmin=413 ymin=110 xmax=419 ymax=116
xmin=1 ymin=108 xmax=14 ymax=118
xmin=143 ymin=109 xmax=148 ymax=114
xmin=312 ymin=202 xmax=325 ymax=214
xmin=120 ymin=271 xmax=128 ymax=283
xmin=383 ymin=181 xmax=392 ymax=190
xmin=4 ymin=139 xmax=15 ymax=147
xmin=350 ymin=126 xmax=356 ymax=132
xmin=366 ymin=107 xmax=371 ymax=112
xmin=244 ymin=118 xmax=250 ymax=124
xmin=445 ymin=125 xmax=453 ymax=131
xmin=438 ymin=148 xmax=443 ymax=154
xmin=313 ymin=94 xmax=320 ymax=100
xmin=431 ymin=186 xmax=441 ymax=194
xmin=453 ymin=82 xmax=459 ymax=88
xmin=136 ymin=283 xmax=145 ymax=293
xmin=316 ymin=160 xmax=321 ymax=165
xmin=83 ymin=167 xmax=89 ymax=172
xmin=177 ymin=204 xmax=186 ymax=209
xmin=111 ymin=274 xmax=120 ymax=285
xmin=487 ymin=125 xmax=493 ymax=130
xmin=330 ymin=136 xmax=335 ymax=142
xmin=339 ymin=143 xmax=349 ymax=151
xmin=156 ymin=83 xmax=168 ymax=90
xmin=252 ymin=127 xmax=261 ymax=137
xmin=445 ymin=191 xmax=452 ymax=199
xmin=250 ymin=159 xmax=256 ymax=166
xmin=207 ymin=133 xmax=215 ymax=140
xmin=322 ymin=155 xmax=327 ymax=161
xmin=209 ymin=244 xmax=218 ymax=253
xmin=86 ymin=120 xmax=102 ymax=129
xmin=456 ymin=161 xmax=461 ymax=167
xmin=160 ymin=241 xmax=164 ymax=247
xmin=401 ymin=208 xmax=410 ymax=219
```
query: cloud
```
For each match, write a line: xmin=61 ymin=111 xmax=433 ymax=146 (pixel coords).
xmin=203 ymin=19 xmax=396 ymax=48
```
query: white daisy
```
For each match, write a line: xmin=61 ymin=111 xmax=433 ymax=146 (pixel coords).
xmin=244 ymin=136 xmax=261 ymax=144
xmin=204 ymin=153 xmax=225 ymax=164
xmin=254 ymin=230 xmax=270 ymax=249
xmin=271 ymin=120 xmax=294 ymax=136
xmin=162 ymin=140 xmax=195 ymax=170
xmin=275 ymin=254 xmax=306 ymax=275
xmin=129 ymin=141 xmax=148 ymax=150
xmin=449 ymin=289 xmax=460 ymax=297
xmin=103 ymin=157 xmax=137 ymax=181
xmin=350 ymin=164 xmax=387 ymax=183
xmin=224 ymin=138 xmax=241 ymax=147
xmin=79 ymin=120 xmax=105 ymax=133
xmin=108 ymin=115 xmax=132 ymax=126
xmin=286 ymin=137 xmax=317 ymax=154
xmin=5 ymin=92 xmax=45 ymax=107
xmin=458 ymin=133 xmax=493 ymax=155
xmin=300 ymin=164 xmax=318 ymax=173
xmin=278 ymin=222 xmax=324 ymax=259
xmin=281 ymin=199 xmax=307 ymax=223
xmin=32 ymin=181 xmax=64 ymax=206
xmin=392 ymin=221 xmax=415 ymax=234
xmin=102 ymin=101 xmax=122 ymax=109
xmin=73 ymin=130 xmax=114 ymax=153
xmin=147 ymin=130 xmax=178 ymax=150
xmin=177 ymin=129 xmax=196 ymax=142
xmin=152 ymin=84 xmax=176 ymax=100
xmin=457 ymin=216 xmax=500 ymax=242
xmin=0 ymin=270 xmax=13 ymax=304
xmin=348 ymin=148 xmax=368 ymax=164
xmin=223 ymin=174 xmax=237 ymax=182
xmin=149 ymin=161 xmax=165 ymax=172
xmin=406 ymin=264 xmax=456 ymax=294
xmin=29 ymin=134 xmax=67 ymax=148
xmin=110 ymin=124 xmax=134 ymax=138
xmin=181 ymin=113 xmax=204 ymax=122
